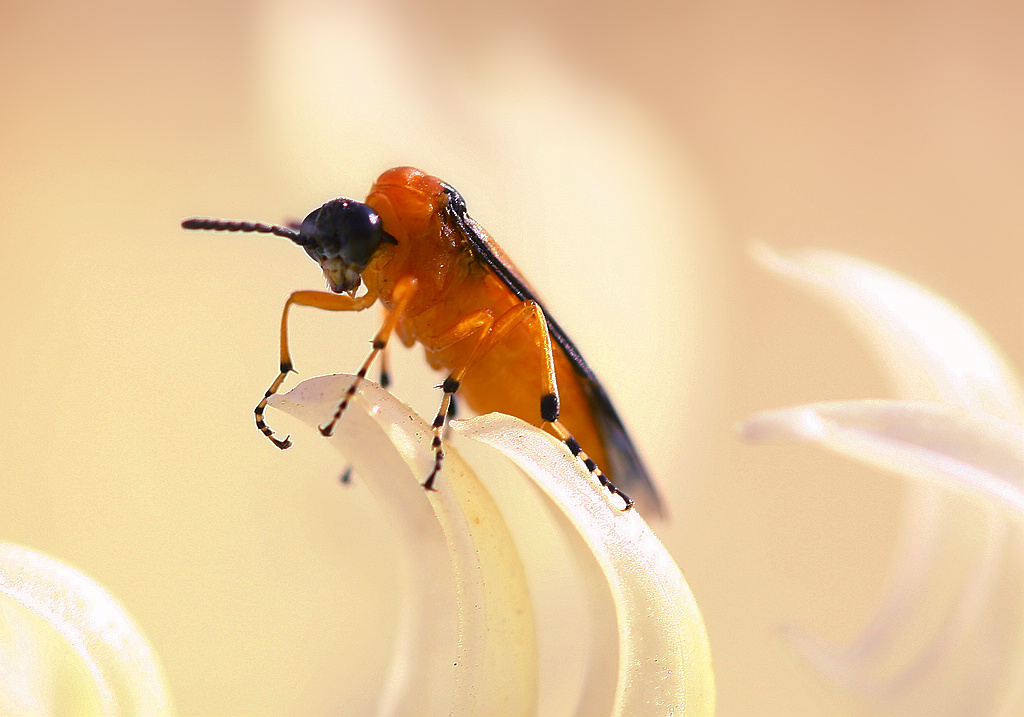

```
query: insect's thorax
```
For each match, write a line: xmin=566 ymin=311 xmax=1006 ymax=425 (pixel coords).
xmin=359 ymin=166 xmax=610 ymax=481
xmin=362 ymin=169 xmax=478 ymax=331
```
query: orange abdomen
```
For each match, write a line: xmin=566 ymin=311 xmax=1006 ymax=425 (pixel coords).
xmin=418 ymin=271 xmax=609 ymax=475
xmin=459 ymin=338 xmax=609 ymax=474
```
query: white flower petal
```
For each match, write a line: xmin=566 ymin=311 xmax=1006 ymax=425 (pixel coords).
xmin=751 ymin=243 xmax=1024 ymax=418
xmin=751 ymin=244 xmax=1024 ymax=701
xmin=0 ymin=594 xmax=53 ymax=714
xmin=268 ymin=376 xmax=536 ymax=717
xmin=0 ymin=543 xmax=172 ymax=716
xmin=741 ymin=399 xmax=1024 ymax=707
xmin=456 ymin=415 xmax=715 ymax=717
xmin=741 ymin=400 xmax=1024 ymax=512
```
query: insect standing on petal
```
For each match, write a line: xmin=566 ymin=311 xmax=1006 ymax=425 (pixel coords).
xmin=183 ymin=167 xmax=663 ymax=516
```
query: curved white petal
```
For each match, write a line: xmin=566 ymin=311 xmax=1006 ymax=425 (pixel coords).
xmin=268 ymin=375 xmax=715 ymax=716
xmin=751 ymin=244 xmax=1024 ymax=701
xmin=0 ymin=543 xmax=172 ymax=716
xmin=751 ymin=244 xmax=1023 ymax=418
xmin=741 ymin=400 xmax=1024 ymax=708
xmin=741 ymin=400 xmax=1024 ymax=512
xmin=267 ymin=375 xmax=536 ymax=717
xmin=456 ymin=414 xmax=715 ymax=717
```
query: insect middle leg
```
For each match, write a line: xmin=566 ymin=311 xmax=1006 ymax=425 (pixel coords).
xmin=254 ymin=288 xmax=380 ymax=448
xmin=418 ymin=308 xmax=501 ymax=490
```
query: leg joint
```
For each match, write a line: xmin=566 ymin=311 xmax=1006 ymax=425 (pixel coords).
xmin=540 ymin=392 xmax=560 ymax=422
xmin=565 ymin=437 xmax=582 ymax=456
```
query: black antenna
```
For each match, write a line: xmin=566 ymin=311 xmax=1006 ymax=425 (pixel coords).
xmin=181 ymin=217 xmax=312 ymax=246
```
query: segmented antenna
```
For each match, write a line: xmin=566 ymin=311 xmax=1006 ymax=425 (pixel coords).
xmin=181 ymin=217 xmax=311 ymax=246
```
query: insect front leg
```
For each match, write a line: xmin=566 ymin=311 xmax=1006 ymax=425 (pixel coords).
xmin=319 ymin=276 xmax=419 ymax=437
xmin=255 ymin=289 xmax=377 ymax=449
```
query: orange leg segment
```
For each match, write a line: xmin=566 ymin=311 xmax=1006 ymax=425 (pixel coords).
xmin=378 ymin=318 xmax=392 ymax=388
xmin=255 ymin=288 xmax=378 ymax=449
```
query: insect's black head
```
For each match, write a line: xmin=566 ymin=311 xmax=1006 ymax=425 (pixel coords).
xmin=181 ymin=197 xmax=397 ymax=293
xmin=297 ymin=198 xmax=397 ymax=293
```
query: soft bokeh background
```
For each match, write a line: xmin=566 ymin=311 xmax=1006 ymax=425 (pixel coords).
xmin=2 ymin=0 xmax=1022 ymax=714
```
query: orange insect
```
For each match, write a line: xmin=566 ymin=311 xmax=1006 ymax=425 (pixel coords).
xmin=183 ymin=167 xmax=662 ymax=515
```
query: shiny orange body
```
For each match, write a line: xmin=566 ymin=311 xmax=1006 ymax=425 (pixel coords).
xmin=361 ymin=167 xmax=609 ymax=472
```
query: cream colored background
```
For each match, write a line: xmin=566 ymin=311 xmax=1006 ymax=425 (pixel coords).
xmin=2 ymin=1 xmax=1022 ymax=715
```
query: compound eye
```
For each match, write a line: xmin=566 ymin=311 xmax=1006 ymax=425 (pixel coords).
xmin=346 ymin=202 xmax=378 ymax=237
xmin=342 ymin=203 xmax=385 ymax=267
xmin=297 ymin=206 xmax=329 ymax=256
xmin=299 ymin=206 xmax=322 ymax=233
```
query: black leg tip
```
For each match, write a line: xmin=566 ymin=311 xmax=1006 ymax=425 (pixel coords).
xmin=318 ymin=424 xmax=334 ymax=437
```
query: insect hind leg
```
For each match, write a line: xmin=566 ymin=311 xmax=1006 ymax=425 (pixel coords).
xmin=550 ymin=420 xmax=634 ymax=511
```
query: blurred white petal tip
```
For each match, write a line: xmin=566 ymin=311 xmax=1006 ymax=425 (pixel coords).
xmin=748 ymin=242 xmax=1023 ymax=418
xmin=738 ymin=405 xmax=827 ymax=442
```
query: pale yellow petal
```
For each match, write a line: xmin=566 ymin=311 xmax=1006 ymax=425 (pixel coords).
xmin=0 ymin=543 xmax=172 ymax=717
